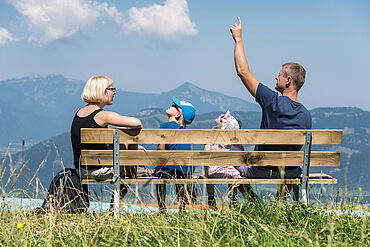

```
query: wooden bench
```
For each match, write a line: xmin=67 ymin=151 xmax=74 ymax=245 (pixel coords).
xmin=80 ymin=128 xmax=343 ymax=218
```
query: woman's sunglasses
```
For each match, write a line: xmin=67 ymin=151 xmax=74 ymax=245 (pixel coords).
xmin=106 ymin=87 xmax=117 ymax=92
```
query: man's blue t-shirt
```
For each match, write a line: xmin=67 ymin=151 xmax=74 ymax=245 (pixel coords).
xmin=255 ymin=83 xmax=312 ymax=170
xmin=157 ymin=121 xmax=194 ymax=175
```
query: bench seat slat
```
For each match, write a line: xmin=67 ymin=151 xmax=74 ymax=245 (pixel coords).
xmin=80 ymin=150 xmax=341 ymax=167
xmin=81 ymin=128 xmax=343 ymax=145
xmin=81 ymin=175 xmax=336 ymax=185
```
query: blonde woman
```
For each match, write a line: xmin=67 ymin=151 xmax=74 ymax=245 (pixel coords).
xmin=71 ymin=75 xmax=142 ymax=202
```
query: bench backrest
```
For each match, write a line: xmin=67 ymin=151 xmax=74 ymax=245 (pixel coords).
xmin=80 ymin=128 xmax=343 ymax=168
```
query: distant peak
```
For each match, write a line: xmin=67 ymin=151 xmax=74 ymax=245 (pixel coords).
xmin=175 ymin=81 xmax=202 ymax=91
xmin=179 ymin=81 xmax=196 ymax=87
xmin=182 ymin=81 xmax=193 ymax=86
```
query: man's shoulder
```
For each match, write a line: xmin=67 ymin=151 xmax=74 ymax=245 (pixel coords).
xmin=255 ymin=83 xmax=279 ymax=107
xmin=257 ymin=82 xmax=276 ymax=95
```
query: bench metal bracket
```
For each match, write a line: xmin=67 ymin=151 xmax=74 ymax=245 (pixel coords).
xmin=113 ymin=129 xmax=120 ymax=218
xmin=301 ymin=131 xmax=312 ymax=205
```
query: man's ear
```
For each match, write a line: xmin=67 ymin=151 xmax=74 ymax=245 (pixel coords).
xmin=286 ymin=76 xmax=292 ymax=88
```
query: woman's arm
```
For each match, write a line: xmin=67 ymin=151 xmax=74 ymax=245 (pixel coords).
xmin=95 ymin=111 xmax=142 ymax=128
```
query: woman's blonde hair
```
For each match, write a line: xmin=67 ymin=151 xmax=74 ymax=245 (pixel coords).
xmin=81 ymin=75 xmax=113 ymax=103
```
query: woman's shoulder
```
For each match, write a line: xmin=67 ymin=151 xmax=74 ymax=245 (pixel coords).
xmin=76 ymin=105 xmax=104 ymax=118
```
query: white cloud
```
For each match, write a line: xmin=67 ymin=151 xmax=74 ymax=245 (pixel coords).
xmin=8 ymin=0 xmax=197 ymax=45
xmin=0 ymin=26 xmax=16 ymax=46
xmin=96 ymin=1 xmax=124 ymax=25
xmin=123 ymin=0 xmax=198 ymax=39
xmin=8 ymin=0 xmax=118 ymax=45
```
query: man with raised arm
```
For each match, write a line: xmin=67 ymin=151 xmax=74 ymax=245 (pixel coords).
xmin=230 ymin=17 xmax=312 ymax=197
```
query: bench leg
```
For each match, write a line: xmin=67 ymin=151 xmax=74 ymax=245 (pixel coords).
xmin=301 ymin=131 xmax=312 ymax=206
xmin=110 ymin=184 xmax=129 ymax=210
xmin=301 ymin=186 xmax=309 ymax=205
xmin=113 ymin=177 xmax=120 ymax=218
xmin=113 ymin=129 xmax=120 ymax=219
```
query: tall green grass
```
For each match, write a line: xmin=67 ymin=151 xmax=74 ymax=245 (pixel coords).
xmin=1 ymin=146 xmax=369 ymax=246
xmin=1 ymin=201 xmax=369 ymax=246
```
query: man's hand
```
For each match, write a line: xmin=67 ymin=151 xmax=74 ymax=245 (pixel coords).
xmin=230 ymin=17 xmax=242 ymax=42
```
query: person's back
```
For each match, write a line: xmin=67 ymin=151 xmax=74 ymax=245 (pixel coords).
xmin=253 ymin=82 xmax=312 ymax=171
xmin=71 ymin=108 xmax=107 ymax=171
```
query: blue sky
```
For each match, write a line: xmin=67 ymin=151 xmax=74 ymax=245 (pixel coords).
xmin=0 ymin=0 xmax=369 ymax=110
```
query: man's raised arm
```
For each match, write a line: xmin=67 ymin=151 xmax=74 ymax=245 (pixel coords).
xmin=230 ymin=17 xmax=259 ymax=97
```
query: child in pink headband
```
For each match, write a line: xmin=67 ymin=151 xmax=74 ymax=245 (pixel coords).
xmin=204 ymin=110 xmax=244 ymax=209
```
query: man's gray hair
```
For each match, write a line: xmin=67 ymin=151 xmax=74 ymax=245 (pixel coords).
xmin=282 ymin=63 xmax=306 ymax=92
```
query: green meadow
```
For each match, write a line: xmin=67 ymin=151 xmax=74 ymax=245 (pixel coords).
xmin=1 ymin=151 xmax=369 ymax=246
xmin=1 ymin=198 xmax=369 ymax=246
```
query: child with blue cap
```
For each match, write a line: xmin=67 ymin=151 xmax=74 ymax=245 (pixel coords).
xmin=154 ymin=96 xmax=196 ymax=212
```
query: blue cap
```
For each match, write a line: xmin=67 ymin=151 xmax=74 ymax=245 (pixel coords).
xmin=172 ymin=96 xmax=196 ymax=124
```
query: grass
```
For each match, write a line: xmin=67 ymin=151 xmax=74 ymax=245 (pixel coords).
xmin=1 ymin=147 xmax=369 ymax=246
xmin=1 ymin=200 xmax=369 ymax=246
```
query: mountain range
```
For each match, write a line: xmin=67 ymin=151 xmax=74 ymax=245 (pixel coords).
xmin=0 ymin=75 xmax=258 ymax=148
xmin=1 ymin=75 xmax=369 ymax=201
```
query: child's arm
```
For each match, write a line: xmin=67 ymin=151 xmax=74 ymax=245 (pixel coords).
xmin=233 ymin=144 xmax=244 ymax=151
